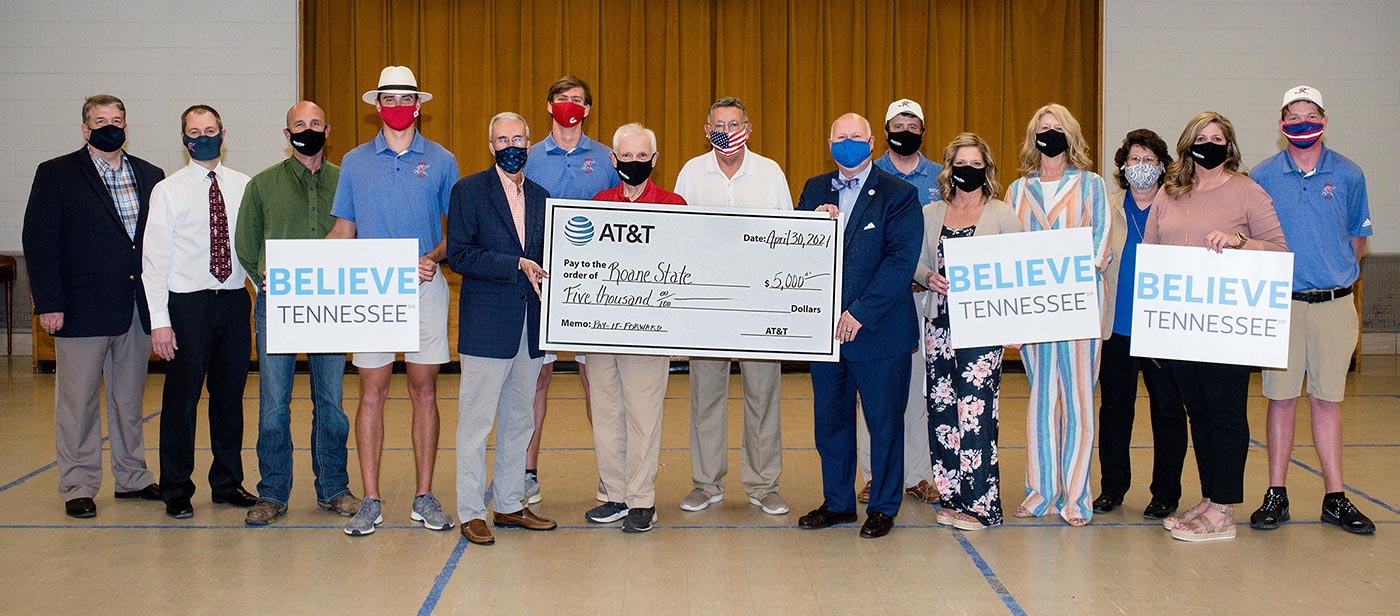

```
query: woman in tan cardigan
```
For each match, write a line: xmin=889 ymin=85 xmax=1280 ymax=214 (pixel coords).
xmin=914 ymin=133 xmax=1020 ymax=530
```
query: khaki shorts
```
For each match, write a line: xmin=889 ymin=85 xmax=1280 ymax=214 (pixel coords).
xmin=352 ymin=271 xmax=450 ymax=368
xmin=1262 ymin=296 xmax=1358 ymax=403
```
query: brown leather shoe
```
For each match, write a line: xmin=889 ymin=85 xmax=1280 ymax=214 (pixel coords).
xmin=462 ymin=519 xmax=494 ymax=545
xmin=857 ymin=480 xmax=872 ymax=504
xmin=905 ymin=480 xmax=939 ymax=504
xmin=493 ymin=507 xmax=558 ymax=531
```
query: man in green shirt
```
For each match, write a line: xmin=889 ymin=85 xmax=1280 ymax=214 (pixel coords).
xmin=235 ymin=100 xmax=360 ymax=525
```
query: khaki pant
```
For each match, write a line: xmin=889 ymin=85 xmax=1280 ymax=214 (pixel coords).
xmin=688 ymin=359 xmax=782 ymax=496
xmin=588 ymin=354 xmax=670 ymax=508
xmin=1262 ymin=297 xmax=1358 ymax=403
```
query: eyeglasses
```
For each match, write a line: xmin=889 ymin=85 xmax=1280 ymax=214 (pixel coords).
xmin=493 ymin=135 xmax=529 ymax=147
xmin=710 ymin=120 xmax=746 ymax=132
xmin=1127 ymin=155 xmax=1159 ymax=166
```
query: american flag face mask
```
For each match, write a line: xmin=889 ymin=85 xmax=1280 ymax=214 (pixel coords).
xmin=709 ymin=126 xmax=749 ymax=156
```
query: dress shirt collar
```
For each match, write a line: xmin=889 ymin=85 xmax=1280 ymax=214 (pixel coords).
xmin=495 ymin=164 xmax=525 ymax=195
xmin=184 ymin=159 xmax=228 ymax=181
xmin=88 ymin=147 xmax=129 ymax=173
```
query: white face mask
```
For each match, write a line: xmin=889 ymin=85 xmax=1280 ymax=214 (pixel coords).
xmin=1122 ymin=162 xmax=1164 ymax=190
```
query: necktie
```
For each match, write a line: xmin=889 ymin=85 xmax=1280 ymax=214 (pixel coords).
xmin=208 ymin=170 xmax=232 ymax=283
xmin=831 ymin=177 xmax=859 ymax=191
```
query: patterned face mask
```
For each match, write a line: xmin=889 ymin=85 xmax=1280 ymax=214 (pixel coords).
xmin=1121 ymin=162 xmax=1163 ymax=189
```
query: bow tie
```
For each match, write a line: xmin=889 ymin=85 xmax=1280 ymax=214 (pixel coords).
xmin=831 ymin=177 xmax=859 ymax=191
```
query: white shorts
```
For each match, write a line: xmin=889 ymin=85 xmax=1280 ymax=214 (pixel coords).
xmin=352 ymin=271 xmax=450 ymax=368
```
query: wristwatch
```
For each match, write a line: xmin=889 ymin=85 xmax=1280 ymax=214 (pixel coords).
xmin=1233 ymin=232 xmax=1248 ymax=249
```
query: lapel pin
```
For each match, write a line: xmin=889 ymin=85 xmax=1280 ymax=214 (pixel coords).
xmin=867 ymin=189 xmax=875 ymax=196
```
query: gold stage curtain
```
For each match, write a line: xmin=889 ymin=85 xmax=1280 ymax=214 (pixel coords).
xmin=302 ymin=0 xmax=1100 ymax=200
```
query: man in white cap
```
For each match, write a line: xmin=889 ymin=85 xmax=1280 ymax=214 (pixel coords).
xmin=328 ymin=66 xmax=460 ymax=536
xmin=1249 ymin=85 xmax=1375 ymax=535
xmin=854 ymin=98 xmax=944 ymax=506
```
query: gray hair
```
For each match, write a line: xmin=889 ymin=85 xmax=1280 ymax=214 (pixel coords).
xmin=487 ymin=111 xmax=530 ymax=142
xmin=611 ymin=122 xmax=657 ymax=154
xmin=707 ymin=96 xmax=747 ymax=123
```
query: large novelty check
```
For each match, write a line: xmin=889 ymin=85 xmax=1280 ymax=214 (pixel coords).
xmin=540 ymin=199 xmax=844 ymax=361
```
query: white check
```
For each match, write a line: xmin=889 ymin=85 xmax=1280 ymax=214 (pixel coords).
xmin=540 ymin=199 xmax=843 ymax=361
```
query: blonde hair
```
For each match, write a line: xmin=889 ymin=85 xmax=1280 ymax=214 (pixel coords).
xmin=936 ymin=132 xmax=1001 ymax=203
xmin=1163 ymin=111 xmax=1242 ymax=198
xmin=1017 ymin=103 xmax=1092 ymax=176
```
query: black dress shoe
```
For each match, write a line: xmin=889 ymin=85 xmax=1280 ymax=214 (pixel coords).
xmin=1143 ymin=500 xmax=1178 ymax=520
xmin=1249 ymin=487 xmax=1290 ymax=530
xmin=166 ymin=498 xmax=194 ymax=519
xmin=115 ymin=483 xmax=161 ymax=501
xmin=1322 ymin=494 xmax=1375 ymax=535
xmin=65 ymin=497 xmax=97 ymax=518
xmin=1092 ymin=495 xmax=1122 ymax=514
xmin=212 ymin=487 xmax=258 ymax=508
xmin=797 ymin=505 xmax=857 ymax=529
xmin=860 ymin=512 xmax=895 ymax=538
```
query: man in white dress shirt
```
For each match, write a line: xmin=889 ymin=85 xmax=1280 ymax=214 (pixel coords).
xmin=143 ymin=104 xmax=257 ymax=519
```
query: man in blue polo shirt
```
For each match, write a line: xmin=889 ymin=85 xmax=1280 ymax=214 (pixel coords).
xmin=328 ymin=66 xmax=459 ymax=537
xmin=1250 ymin=85 xmax=1375 ymax=535
xmin=521 ymin=75 xmax=620 ymax=504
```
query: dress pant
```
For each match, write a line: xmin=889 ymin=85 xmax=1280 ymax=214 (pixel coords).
xmin=857 ymin=347 xmax=933 ymax=487
xmin=456 ymin=325 xmax=543 ymax=522
xmin=1097 ymin=333 xmax=1188 ymax=505
xmin=159 ymin=289 xmax=251 ymax=502
xmin=688 ymin=358 xmax=782 ymax=497
xmin=1163 ymin=359 xmax=1250 ymax=505
xmin=53 ymin=306 xmax=155 ymax=500
xmin=588 ymin=353 xmax=669 ymax=508
xmin=811 ymin=352 xmax=910 ymax=517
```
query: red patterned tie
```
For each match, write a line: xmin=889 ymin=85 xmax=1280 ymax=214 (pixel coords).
xmin=208 ymin=170 xmax=232 ymax=283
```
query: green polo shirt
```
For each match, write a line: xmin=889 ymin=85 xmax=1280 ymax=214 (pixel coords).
xmin=235 ymin=157 xmax=340 ymax=284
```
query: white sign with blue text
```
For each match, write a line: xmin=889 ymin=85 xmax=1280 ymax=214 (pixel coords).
xmin=1130 ymin=244 xmax=1293 ymax=368
xmin=264 ymin=239 xmax=421 ymax=354
xmin=943 ymin=227 xmax=1102 ymax=348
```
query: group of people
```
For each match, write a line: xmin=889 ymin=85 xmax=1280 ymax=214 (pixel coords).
xmin=22 ymin=62 xmax=1373 ymax=546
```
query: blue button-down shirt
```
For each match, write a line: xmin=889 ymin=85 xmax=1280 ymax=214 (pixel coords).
xmin=523 ymin=133 xmax=620 ymax=200
xmin=874 ymin=151 xmax=943 ymax=205
xmin=331 ymin=130 xmax=459 ymax=257
xmin=836 ymin=162 xmax=873 ymax=219
xmin=1252 ymin=145 xmax=1372 ymax=291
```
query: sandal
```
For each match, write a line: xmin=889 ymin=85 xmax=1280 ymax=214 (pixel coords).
xmin=1013 ymin=506 xmax=1034 ymax=518
xmin=952 ymin=511 xmax=991 ymax=531
xmin=1170 ymin=506 xmax=1236 ymax=542
xmin=936 ymin=508 xmax=956 ymax=526
xmin=1163 ymin=500 xmax=1211 ymax=531
xmin=1066 ymin=517 xmax=1090 ymax=527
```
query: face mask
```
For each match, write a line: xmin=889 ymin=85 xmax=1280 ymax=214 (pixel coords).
xmin=550 ymin=101 xmax=586 ymax=128
xmin=87 ymin=124 xmax=126 ymax=153
xmin=615 ymin=159 xmax=653 ymax=186
xmin=1281 ymin=121 xmax=1324 ymax=149
xmin=950 ymin=165 xmax=987 ymax=193
xmin=288 ymin=128 xmax=326 ymax=156
xmin=886 ymin=130 xmax=922 ymax=156
xmin=830 ymin=138 xmax=872 ymax=169
xmin=709 ymin=126 xmax=748 ymax=156
xmin=494 ymin=146 xmax=528 ymax=174
xmin=182 ymin=134 xmax=223 ymax=161
xmin=1188 ymin=141 xmax=1229 ymax=170
xmin=378 ymin=105 xmax=417 ymax=131
xmin=1034 ymin=129 xmax=1069 ymax=158
xmin=1122 ymin=162 xmax=1164 ymax=189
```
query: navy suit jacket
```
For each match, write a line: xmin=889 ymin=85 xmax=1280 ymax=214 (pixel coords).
xmin=22 ymin=147 xmax=165 ymax=337
xmin=796 ymin=166 xmax=923 ymax=361
xmin=447 ymin=167 xmax=548 ymax=359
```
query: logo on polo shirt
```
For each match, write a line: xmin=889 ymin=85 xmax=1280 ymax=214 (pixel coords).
xmin=582 ymin=158 xmax=596 ymax=175
xmin=413 ymin=162 xmax=430 ymax=179
xmin=565 ymin=216 xmax=595 ymax=246
xmin=1322 ymin=183 xmax=1335 ymax=200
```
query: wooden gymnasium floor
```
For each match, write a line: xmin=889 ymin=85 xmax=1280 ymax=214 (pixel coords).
xmin=1 ymin=355 xmax=1397 ymax=615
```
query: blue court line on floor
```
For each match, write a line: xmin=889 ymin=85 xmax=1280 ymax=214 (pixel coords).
xmin=953 ymin=531 xmax=1027 ymax=616
xmin=1250 ymin=438 xmax=1400 ymax=516
xmin=168 ymin=443 xmax=1400 ymax=455
xmin=419 ymin=536 xmax=468 ymax=616
xmin=0 ymin=411 xmax=161 ymax=496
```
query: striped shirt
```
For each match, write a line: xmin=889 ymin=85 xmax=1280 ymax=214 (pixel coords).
xmin=90 ymin=149 xmax=140 ymax=239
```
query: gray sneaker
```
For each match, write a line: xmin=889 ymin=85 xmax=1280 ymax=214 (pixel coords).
xmin=411 ymin=492 xmax=455 ymax=530
xmin=525 ymin=473 xmax=542 ymax=505
xmin=344 ymin=497 xmax=382 ymax=536
xmin=680 ymin=488 xmax=723 ymax=512
xmin=749 ymin=491 xmax=790 ymax=515
xmin=586 ymin=501 xmax=629 ymax=523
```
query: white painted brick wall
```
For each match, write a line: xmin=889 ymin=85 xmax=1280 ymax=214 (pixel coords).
xmin=1103 ymin=0 xmax=1400 ymax=252
xmin=0 ymin=0 xmax=298 ymax=251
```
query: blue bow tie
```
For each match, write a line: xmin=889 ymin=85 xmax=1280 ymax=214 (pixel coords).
xmin=831 ymin=177 xmax=859 ymax=191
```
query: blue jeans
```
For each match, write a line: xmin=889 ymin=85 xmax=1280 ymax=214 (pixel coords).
xmin=254 ymin=292 xmax=351 ymax=505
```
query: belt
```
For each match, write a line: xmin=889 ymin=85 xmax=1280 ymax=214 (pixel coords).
xmin=1292 ymin=286 xmax=1351 ymax=303
xmin=177 ymin=288 xmax=244 ymax=297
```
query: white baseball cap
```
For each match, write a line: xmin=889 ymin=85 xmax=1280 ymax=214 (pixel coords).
xmin=362 ymin=66 xmax=433 ymax=104
xmin=885 ymin=98 xmax=924 ymax=123
xmin=1281 ymin=85 xmax=1323 ymax=112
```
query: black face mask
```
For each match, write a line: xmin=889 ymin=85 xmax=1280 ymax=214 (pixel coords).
xmin=615 ymin=159 xmax=653 ymax=186
xmin=1034 ymin=129 xmax=1069 ymax=158
xmin=288 ymin=128 xmax=326 ymax=156
xmin=87 ymin=124 xmax=126 ymax=153
xmin=950 ymin=165 xmax=987 ymax=193
xmin=1188 ymin=141 xmax=1230 ymax=170
xmin=885 ymin=130 xmax=922 ymax=156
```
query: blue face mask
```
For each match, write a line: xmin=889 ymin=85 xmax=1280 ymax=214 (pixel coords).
xmin=182 ymin=134 xmax=223 ymax=161
xmin=830 ymin=138 xmax=871 ymax=169
xmin=494 ymin=146 xmax=529 ymax=174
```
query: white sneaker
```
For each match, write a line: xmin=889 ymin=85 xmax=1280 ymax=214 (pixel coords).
xmin=680 ymin=488 xmax=723 ymax=511
xmin=749 ymin=492 xmax=789 ymax=515
xmin=525 ymin=473 xmax=542 ymax=505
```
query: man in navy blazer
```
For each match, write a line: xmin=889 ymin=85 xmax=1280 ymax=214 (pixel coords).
xmin=795 ymin=112 xmax=923 ymax=538
xmin=447 ymin=112 xmax=558 ymax=545
xmin=22 ymin=95 xmax=165 ymax=518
